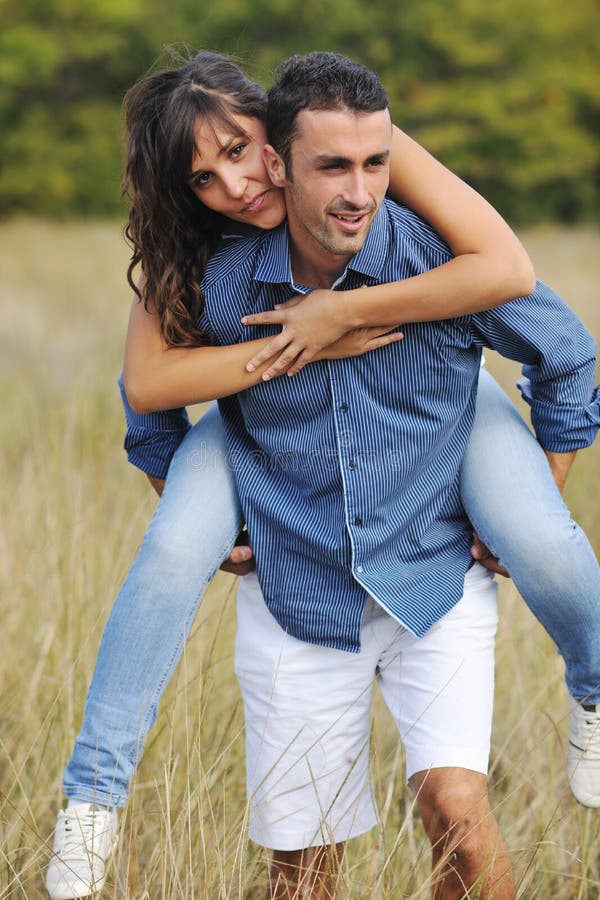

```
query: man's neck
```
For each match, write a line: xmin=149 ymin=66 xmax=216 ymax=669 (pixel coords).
xmin=288 ymin=236 xmax=351 ymax=289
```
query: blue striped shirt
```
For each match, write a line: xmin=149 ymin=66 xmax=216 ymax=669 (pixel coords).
xmin=122 ymin=201 xmax=599 ymax=648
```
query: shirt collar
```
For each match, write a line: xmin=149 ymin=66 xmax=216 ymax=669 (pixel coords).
xmin=253 ymin=201 xmax=392 ymax=289
xmin=255 ymin=222 xmax=294 ymax=285
xmin=343 ymin=202 xmax=390 ymax=282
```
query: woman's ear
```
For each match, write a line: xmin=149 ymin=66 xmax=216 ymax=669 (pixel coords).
xmin=263 ymin=144 xmax=287 ymax=187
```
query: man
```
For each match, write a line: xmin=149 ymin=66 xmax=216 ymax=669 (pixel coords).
xmin=176 ymin=53 xmax=597 ymax=897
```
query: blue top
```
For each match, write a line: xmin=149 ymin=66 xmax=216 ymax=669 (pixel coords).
xmin=121 ymin=201 xmax=600 ymax=649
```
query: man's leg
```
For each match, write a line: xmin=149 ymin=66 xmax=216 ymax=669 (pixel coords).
xmin=378 ymin=562 xmax=513 ymax=898
xmin=234 ymin=575 xmax=382 ymax=897
xmin=413 ymin=768 xmax=513 ymax=899
xmin=269 ymin=843 xmax=345 ymax=899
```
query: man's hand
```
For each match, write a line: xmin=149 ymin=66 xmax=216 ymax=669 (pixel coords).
xmin=219 ymin=531 xmax=256 ymax=576
xmin=146 ymin=476 xmax=255 ymax=574
xmin=470 ymin=532 xmax=509 ymax=577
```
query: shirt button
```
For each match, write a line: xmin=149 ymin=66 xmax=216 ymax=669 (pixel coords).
xmin=348 ymin=460 xmax=357 ymax=470
xmin=354 ymin=516 xmax=362 ymax=526
xmin=339 ymin=403 xmax=349 ymax=413
xmin=356 ymin=565 xmax=364 ymax=574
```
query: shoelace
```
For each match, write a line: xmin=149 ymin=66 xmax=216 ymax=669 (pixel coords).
xmin=57 ymin=810 xmax=105 ymax=860
xmin=573 ymin=707 xmax=600 ymax=759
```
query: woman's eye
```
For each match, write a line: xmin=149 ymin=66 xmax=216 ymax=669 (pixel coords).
xmin=230 ymin=143 xmax=247 ymax=159
xmin=192 ymin=173 xmax=211 ymax=188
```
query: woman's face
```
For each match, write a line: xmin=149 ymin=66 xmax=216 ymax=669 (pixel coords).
xmin=187 ymin=115 xmax=286 ymax=230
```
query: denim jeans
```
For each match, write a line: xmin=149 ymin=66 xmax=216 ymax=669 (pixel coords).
xmin=461 ymin=369 xmax=600 ymax=703
xmin=63 ymin=403 xmax=243 ymax=806
xmin=63 ymin=372 xmax=600 ymax=807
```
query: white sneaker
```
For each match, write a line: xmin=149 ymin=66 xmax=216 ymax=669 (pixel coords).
xmin=46 ymin=803 xmax=118 ymax=899
xmin=567 ymin=700 xmax=600 ymax=807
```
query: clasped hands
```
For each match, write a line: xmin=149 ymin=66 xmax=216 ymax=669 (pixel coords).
xmin=240 ymin=288 xmax=403 ymax=380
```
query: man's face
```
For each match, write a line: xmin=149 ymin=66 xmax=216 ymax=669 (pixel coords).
xmin=268 ymin=107 xmax=392 ymax=269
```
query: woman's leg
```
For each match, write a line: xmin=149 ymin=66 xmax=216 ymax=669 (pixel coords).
xmin=62 ymin=403 xmax=243 ymax=807
xmin=460 ymin=368 xmax=600 ymax=704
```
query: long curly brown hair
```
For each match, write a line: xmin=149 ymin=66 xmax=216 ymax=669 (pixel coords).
xmin=122 ymin=50 xmax=267 ymax=347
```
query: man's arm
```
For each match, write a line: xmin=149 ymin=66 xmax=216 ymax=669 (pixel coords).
xmin=121 ymin=378 xmax=256 ymax=575
xmin=119 ymin=374 xmax=191 ymax=480
xmin=470 ymin=281 xmax=600 ymax=454
xmin=147 ymin=475 xmax=166 ymax=495
xmin=544 ymin=449 xmax=577 ymax=495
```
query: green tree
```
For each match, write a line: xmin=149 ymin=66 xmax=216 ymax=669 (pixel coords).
xmin=0 ymin=0 xmax=166 ymax=215
xmin=0 ymin=0 xmax=597 ymax=221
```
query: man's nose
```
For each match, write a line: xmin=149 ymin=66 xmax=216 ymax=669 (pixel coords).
xmin=342 ymin=172 xmax=369 ymax=209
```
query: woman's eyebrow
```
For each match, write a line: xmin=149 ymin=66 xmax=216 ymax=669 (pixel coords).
xmin=188 ymin=133 xmax=248 ymax=180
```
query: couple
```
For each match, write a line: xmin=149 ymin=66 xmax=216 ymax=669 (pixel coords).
xmin=47 ymin=51 xmax=600 ymax=899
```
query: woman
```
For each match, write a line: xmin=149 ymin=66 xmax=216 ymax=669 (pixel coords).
xmin=47 ymin=50 xmax=600 ymax=900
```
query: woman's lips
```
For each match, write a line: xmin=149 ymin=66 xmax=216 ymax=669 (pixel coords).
xmin=243 ymin=190 xmax=270 ymax=214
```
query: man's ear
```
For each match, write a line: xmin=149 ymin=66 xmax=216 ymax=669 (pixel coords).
xmin=263 ymin=144 xmax=287 ymax=187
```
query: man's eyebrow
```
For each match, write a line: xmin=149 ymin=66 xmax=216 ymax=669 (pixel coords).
xmin=315 ymin=154 xmax=351 ymax=166
xmin=314 ymin=149 xmax=391 ymax=166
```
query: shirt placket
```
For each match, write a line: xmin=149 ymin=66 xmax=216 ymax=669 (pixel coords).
xmin=328 ymin=362 xmax=368 ymax=583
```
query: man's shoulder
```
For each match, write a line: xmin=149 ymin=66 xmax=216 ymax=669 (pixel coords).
xmin=382 ymin=198 xmax=452 ymax=260
xmin=203 ymin=230 xmax=269 ymax=291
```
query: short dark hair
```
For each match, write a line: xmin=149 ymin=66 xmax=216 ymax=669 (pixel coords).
xmin=266 ymin=52 xmax=389 ymax=174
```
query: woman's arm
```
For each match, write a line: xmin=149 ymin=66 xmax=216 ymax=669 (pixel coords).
xmin=242 ymin=126 xmax=536 ymax=378
xmin=383 ymin=125 xmax=536 ymax=316
xmin=123 ymin=294 xmax=401 ymax=412
xmin=123 ymin=296 xmax=279 ymax=412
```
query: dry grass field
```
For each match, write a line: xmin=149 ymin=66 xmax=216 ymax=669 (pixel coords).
xmin=0 ymin=221 xmax=599 ymax=898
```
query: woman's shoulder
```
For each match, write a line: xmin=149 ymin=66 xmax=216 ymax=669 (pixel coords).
xmin=203 ymin=229 xmax=267 ymax=287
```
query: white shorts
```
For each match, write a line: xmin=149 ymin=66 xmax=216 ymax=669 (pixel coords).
xmin=234 ymin=564 xmax=498 ymax=851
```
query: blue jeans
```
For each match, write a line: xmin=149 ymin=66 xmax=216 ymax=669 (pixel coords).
xmin=461 ymin=369 xmax=600 ymax=703
xmin=63 ymin=372 xmax=600 ymax=807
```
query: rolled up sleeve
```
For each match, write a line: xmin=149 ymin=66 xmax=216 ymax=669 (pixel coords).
xmin=517 ymin=376 xmax=600 ymax=452
xmin=119 ymin=375 xmax=191 ymax=479
xmin=471 ymin=281 xmax=599 ymax=452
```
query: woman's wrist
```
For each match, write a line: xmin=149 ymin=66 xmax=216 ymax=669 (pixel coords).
xmin=341 ymin=285 xmax=376 ymax=330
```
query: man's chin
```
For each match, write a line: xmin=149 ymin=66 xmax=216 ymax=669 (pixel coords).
xmin=322 ymin=225 xmax=370 ymax=257
xmin=330 ymin=234 xmax=368 ymax=256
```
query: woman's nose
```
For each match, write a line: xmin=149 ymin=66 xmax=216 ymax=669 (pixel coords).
xmin=222 ymin=170 xmax=246 ymax=199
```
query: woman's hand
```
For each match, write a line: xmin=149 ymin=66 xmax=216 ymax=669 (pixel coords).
xmin=241 ymin=290 xmax=361 ymax=380
xmin=319 ymin=324 xmax=404 ymax=361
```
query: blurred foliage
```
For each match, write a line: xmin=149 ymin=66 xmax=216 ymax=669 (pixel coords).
xmin=0 ymin=0 xmax=598 ymax=221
